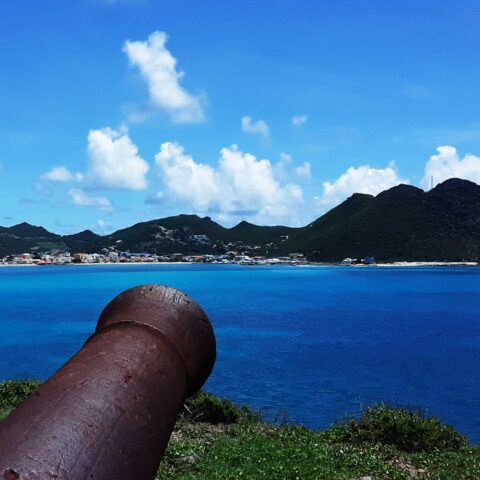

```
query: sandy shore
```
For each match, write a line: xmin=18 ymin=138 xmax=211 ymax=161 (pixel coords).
xmin=0 ymin=262 xmax=194 ymax=267
xmin=375 ymin=261 xmax=478 ymax=267
xmin=1 ymin=261 xmax=478 ymax=268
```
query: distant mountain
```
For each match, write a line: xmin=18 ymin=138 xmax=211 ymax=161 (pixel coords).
xmin=228 ymin=221 xmax=295 ymax=244
xmin=65 ymin=229 xmax=102 ymax=243
xmin=108 ymin=215 xmax=227 ymax=244
xmin=1 ymin=222 xmax=55 ymax=238
xmin=286 ymin=178 xmax=480 ymax=261
xmin=2 ymin=178 xmax=480 ymax=261
xmin=0 ymin=222 xmax=68 ymax=257
xmin=101 ymin=215 xmax=297 ymax=254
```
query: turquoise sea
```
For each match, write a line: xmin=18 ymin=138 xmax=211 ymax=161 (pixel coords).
xmin=0 ymin=264 xmax=479 ymax=442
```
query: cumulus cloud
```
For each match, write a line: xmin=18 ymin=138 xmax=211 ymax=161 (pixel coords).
xmin=317 ymin=162 xmax=407 ymax=209
xmin=154 ymin=142 xmax=303 ymax=223
xmin=40 ymin=166 xmax=82 ymax=182
xmin=292 ymin=114 xmax=308 ymax=126
xmin=85 ymin=127 xmax=149 ymax=190
xmin=68 ymin=188 xmax=112 ymax=210
xmin=123 ymin=31 xmax=205 ymax=123
xmin=422 ymin=146 xmax=480 ymax=189
xmin=155 ymin=142 xmax=218 ymax=210
xmin=39 ymin=127 xmax=149 ymax=193
xmin=241 ymin=116 xmax=270 ymax=138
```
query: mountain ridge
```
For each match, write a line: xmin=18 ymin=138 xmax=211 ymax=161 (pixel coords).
xmin=2 ymin=178 xmax=480 ymax=261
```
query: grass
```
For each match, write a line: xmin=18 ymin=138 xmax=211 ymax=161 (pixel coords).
xmin=1 ymin=381 xmax=479 ymax=479
xmin=0 ymin=379 xmax=41 ymax=421
xmin=325 ymin=403 xmax=468 ymax=452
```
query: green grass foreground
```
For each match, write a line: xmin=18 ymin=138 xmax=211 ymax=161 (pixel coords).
xmin=1 ymin=381 xmax=479 ymax=479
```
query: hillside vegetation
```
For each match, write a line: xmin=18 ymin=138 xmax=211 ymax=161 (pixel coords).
xmin=1 ymin=381 xmax=478 ymax=479
xmin=2 ymin=178 xmax=480 ymax=261
xmin=289 ymin=179 xmax=480 ymax=262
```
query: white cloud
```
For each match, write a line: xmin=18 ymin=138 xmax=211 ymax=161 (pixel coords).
xmin=40 ymin=166 xmax=82 ymax=182
xmin=292 ymin=114 xmax=308 ymax=126
xmin=275 ymin=152 xmax=311 ymax=181
xmin=241 ymin=116 xmax=270 ymax=138
xmin=68 ymin=188 xmax=112 ymax=210
xmin=295 ymin=162 xmax=312 ymax=178
xmin=154 ymin=142 xmax=303 ymax=223
xmin=155 ymin=141 xmax=218 ymax=211
xmin=123 ymin=31 xmax=205 ymax=123
xmin=39 ymin=127 xmax=149 ymax=192
xmin=85 ymin=127 xmax=149 ymax=190
xmin=422 ymin=146 xmax=480 ymax=189
xmin=318 ymin=162 xmax=407 ymax=209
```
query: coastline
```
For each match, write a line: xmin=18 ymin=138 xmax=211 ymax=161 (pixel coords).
xmin=1 ymin=261 xmax=478 ymax=268
xmin=0 ymin=261 xmax=195 ymax=267
xmin=375 ymin=261 xmax=479 ymax=267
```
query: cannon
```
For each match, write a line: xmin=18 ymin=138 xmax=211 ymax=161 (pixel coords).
xmin=0 ymin=285 xmax=216 ymax=480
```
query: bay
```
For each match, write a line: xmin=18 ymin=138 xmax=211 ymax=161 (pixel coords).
xmin=0 ymin=264 xmax=479 ymax=442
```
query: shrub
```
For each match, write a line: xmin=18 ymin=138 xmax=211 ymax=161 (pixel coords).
xmin=182 ymin=391 xmax=259 ymax=424
xmin=327 ymin=404 xmax=467 ymax=452
xmin=0 ymin=382 xmax=257 ymax=426
xmin=0 ymin=380 xmax=41 ymax=411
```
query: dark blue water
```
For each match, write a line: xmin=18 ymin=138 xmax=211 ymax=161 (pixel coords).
xmin=0 ymin=264 xmax=479 ymax=442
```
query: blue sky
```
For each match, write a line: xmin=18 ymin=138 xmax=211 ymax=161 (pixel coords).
xmin=2 ymin=0 xmax=480 ymax=234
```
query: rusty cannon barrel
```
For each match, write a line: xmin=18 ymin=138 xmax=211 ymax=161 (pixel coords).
xmin=0 ymin=285 xmax=216 ymax=480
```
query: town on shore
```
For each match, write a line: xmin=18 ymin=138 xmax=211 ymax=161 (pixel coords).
xmin=4 ymin=250 xmax=476 ymax=267
xmin=4 ymin=250 xmax=479 ymax=268
xmin=2 ymin=250 xmax=385 ymax=267
xmin=2 ymin=250 xmax=308 ymax=266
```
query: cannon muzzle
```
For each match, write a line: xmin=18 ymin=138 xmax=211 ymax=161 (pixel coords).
xmin=0 ymin=285 xmax=216 ymax=480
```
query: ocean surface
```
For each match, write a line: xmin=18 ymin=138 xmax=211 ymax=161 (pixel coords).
xmin=0 ymin=264 xmax=479 ymax=442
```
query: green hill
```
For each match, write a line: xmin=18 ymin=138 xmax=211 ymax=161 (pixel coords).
xmin=228 ymin=220 xmax=296 ymax=244
xmin=2 ymin=178 xmax=480 ymax=261
xmin=0 ymin=223 xmax=69 ymax=256
xmin=286 ymin=178 xmax=480 ymax=262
